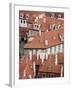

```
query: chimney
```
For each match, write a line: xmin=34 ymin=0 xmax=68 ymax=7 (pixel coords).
xmin=46 ymin=29 xmax=49 ymax=32
xmin=39 ymin=29 xmax=41 ymax=36
xmin=44 ymin=18 xmax=46 ymax=23
xmin=23 ymin=70 xmax=26 ymax=77
xmin=40 ymin=53 xmax=45 ymax=63
xmin=61 ymin=65 xmax=63 ymax=77
xmin=55 ymin=54 xmax=58 ymax=65
xmin=45 ymin=40 xmax=48 ymax=46
xmin=59 ymin=35 xmax=64 ymax=42
xmin=29 ymin=51 xmax=32 ymax=60
xmin=33 ymin=61 xmax=36 ymax=77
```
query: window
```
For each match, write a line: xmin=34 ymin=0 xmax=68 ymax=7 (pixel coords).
xmin=42 ymin=73 xmax=46 ymax=78
xmin=34 ymin=24 xmax=40 ymax=30
xmin=50 ymin=73 xmax=55 ymax=77
xmin=21 ymin=37 xmax=24 ymax=42
xmin=37 ymin=25 xmax=38 ymax=28
xmin=21 ymin=20 xmax=22 ymax=23
xmin=24 ymin=20 xmax=25 ymax=24
xmin=35 ymin=25 xmax=36 ymax=28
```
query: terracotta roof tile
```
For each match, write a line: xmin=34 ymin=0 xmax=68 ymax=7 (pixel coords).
xmin=58 ymin=52 xmax=64 ymax=64
xmin=24 ymin=29 xmax=64 ymax=49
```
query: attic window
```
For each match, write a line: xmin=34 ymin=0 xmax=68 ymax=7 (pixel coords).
xmin=20 ymin=13 xmax=23 ymax=18
xmin=21 ymin=20 xmax=22 ymax=23
xmin=20 ymin=15 xmax=22 ymax=18
xmin=34 ymin=24 xmax=40 ymax=30
xmin=24 ymin=20 xmax=25 ymax=24
xmin=37 ymin=25 xmax=38 ymax=28
xmin=35 ymin=25 xmax=38 ymax=28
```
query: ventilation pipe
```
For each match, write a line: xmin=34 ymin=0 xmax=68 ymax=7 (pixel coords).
xmin=45 ymin=40 xmax=48 ymax=46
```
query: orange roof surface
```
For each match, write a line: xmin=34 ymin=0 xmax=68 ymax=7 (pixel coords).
xmin=46 ymin=17 xmax=64 ymax=25
xmin=39 ymin=64 xmax=61 ymax=74
xmin=24 ymin=29 xmax=64 ymax=49
xmin=19 ymin=52 xmax=63 ymax=79
xmin=58 ymin=52 xmax=64 ymax=64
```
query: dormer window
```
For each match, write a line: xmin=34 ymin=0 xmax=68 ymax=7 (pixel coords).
xmin=34 ymin=23 xmax=40 ymax=30
xmin=20 ymin=13 xmax=23 ymax=19
xmin=37 ymin=25 xmax=38 ymax=28
xmin=23 ymin=20 xmax=25 ymax=24
xmin=19 ymin=19 xmax=27 ymax=27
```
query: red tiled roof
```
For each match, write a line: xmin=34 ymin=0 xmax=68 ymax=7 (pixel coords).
xmin=24 ymin=29 xmax=64 ymax=49
xmin=19 ymin=56 xmax=34 ymax=79
xmin=58 ymin=52 xmax=64 ymax=64
xmin=39 ymin=64 xmax=61 ymax=74
xmin=46 ymin=17 xmax=64 ymax=25
xmin=19 ymin=52 xmax=63 ymax=78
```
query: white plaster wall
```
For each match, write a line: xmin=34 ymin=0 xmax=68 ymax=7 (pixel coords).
xmin=19 ymin=19 xmax=27 ymax=27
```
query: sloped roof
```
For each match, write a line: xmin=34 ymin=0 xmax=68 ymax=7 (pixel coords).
xmin=38 ymin=54 xmax=61 ymax=73
xmin=58 ymin=52 xmax=64 ymax=64
xmin=24 ymin=29 xmax=64 ymax=49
